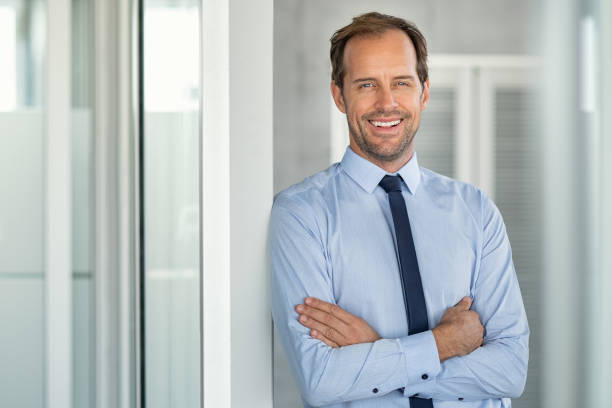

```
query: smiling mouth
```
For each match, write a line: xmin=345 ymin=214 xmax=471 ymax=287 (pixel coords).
xmin=368 ymin=119 xmax=403 ymax=128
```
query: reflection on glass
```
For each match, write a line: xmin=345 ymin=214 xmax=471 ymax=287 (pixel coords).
xmin=143 ymin=1 xmax=201 ymax=407
xmin=0 ymin=0 xmax=46 ymax=407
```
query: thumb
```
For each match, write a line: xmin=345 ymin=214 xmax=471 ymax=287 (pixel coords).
xmin=455 ymin=296 xmax=472 ymax=310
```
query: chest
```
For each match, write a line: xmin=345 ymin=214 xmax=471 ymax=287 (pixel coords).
xmin=324 ymin=193 xmax=480 ymax=338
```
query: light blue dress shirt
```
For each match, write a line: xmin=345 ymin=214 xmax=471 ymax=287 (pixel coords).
xmin=270 ymin=147 xmax=529 ymax=408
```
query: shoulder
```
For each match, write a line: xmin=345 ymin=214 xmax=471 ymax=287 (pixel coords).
xmin=271 ymin=164 xmax=341 ymax=229
xmin=419 ymin=166 xmax=499 ymax=226
xmin=273 ymin=164 xmax=340 ymax=214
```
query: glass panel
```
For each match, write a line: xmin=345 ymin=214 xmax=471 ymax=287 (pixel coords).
xmin=142 ymin=1 xmax=201 ymax=407
xmin=0 ymin=0 xmax=46 ymax=407
xmin=71 ymin=0 xmax=94 ymax=406
xmin=0 ymin=279 xmax=45 ymax=408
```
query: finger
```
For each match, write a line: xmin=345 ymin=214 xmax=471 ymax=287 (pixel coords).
xmin=455 ymin=296 xmax=472 ymax=310
xmin=311 ymin=329 xmax=340 ymax=348
xmin=467 ymin=309 xmax=481 ymax=321
xmin=298 ymin=314 xmax=345 ymax=344
xmin=305 ymin=297 xmax=357 ymax=324
xmin=299 ymin=304 xmax=350 ymax=335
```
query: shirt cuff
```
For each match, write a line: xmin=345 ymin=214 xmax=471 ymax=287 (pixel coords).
xmin=398 ymin=330 xmax=441 ymax=394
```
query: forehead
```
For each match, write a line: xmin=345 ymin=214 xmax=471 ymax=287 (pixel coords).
xmin=343 ymin=29 xmax=418 ymax=78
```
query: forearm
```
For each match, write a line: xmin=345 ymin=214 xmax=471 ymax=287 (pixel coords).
xmin=274 ymin=305 xmax=442 ymax=406
xmin=402 ymin=335 xmax=529 ymax=401
xmin=403 ymin=274 xmax=530 ymax=401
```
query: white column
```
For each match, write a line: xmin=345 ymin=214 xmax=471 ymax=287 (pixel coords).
xmin=591 ymin=0 xmax=612 ymax=405
xmin=228 ymin=0 xmax=274 ymax=405
xmin=201 ymin=0 xmax=231 ymax=405
xmin=476 ymin=69 xmax=495 ymax=198
xmin=454 ymin=66 xmax=477 ymax=185
xmin=46 ymin=0 xmax=72 ymax=407
xmin=540 ymin=1 xmax=581 ymax=408
xmin=201 ymin=0 xmax=274 ymax=406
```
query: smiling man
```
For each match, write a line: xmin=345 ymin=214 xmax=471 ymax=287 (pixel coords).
xmin=270 ymin=12 xmax=529 ymax=408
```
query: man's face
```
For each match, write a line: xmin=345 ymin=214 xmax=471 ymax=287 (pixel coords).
xmin=331 ymin=29 xmax=429 ymax=169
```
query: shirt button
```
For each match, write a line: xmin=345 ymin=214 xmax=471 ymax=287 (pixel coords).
xmin=421 ymin=374 xmax=428 ymax=380
xmin=372 ymin=388 xmax=379 ymax=394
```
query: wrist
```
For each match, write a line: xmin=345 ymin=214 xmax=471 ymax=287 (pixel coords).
xmin=432 ymin=325 xmax=454 ymax=362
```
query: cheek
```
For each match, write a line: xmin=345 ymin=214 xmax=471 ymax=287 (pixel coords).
xmin=350 ymin=106 xmax=376 ymax=121
xmin=345 ymin=95 xmax=376 ymax=118
xmin=345 ymin=105 xmax=363 ymax=124
xmin=398 ymin=94 xmax=422 ymax=109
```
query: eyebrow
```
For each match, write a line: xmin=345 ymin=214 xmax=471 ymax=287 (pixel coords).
xmin=352 ymin=75 xmax=417 ymax=84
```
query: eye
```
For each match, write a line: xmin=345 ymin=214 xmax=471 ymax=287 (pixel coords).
xmin=397 ymin=81 xmax=408 ymax=87
xmin=359 ymin=82 xmax=373 ymax=89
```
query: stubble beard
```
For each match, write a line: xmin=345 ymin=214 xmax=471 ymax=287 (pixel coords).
xmin=347 ymin=111 xmax=418 ymax=164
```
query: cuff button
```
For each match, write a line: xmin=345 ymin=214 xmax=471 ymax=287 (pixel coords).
xmin=421 ymin=374 xmax=428 ymax=380
xmin=372 ymin=388 xmax=379 ymax=394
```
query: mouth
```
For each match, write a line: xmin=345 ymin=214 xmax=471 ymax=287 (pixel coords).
xmin=367 ymin=118 xmax=403 ymax=130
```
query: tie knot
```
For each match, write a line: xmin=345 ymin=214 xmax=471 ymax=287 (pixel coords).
xmin=379 ymin=175 xmax=402 ymax=193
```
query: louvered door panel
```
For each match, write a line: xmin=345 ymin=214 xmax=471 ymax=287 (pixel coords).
xmin=416 ymin=88 xmax=456 ymax=178
xmin=494 ymin=88 xmax=541 ymax=408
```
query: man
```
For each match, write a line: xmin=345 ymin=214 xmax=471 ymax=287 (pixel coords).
xmin=270 ymin=12 xmax=529 ymax=408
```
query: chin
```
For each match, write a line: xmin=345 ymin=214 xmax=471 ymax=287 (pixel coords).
xmin=368 ymin=141 xmax=407 ymax=157
xmin=364 ymin=147 xmax=404 ymax=162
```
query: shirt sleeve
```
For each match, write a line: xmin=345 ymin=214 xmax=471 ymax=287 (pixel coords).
xmin=402 ymin=193 xmax=530 ymax=402
xmin=270 ymin=196 xmax=441 ymax=407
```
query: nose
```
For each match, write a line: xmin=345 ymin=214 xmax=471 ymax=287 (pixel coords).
xmin=375 ymin=85 xmax=398 ymax=112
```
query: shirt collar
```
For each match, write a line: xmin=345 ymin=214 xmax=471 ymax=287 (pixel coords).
xmin=340 ymin=146 xmax=421 ymax=195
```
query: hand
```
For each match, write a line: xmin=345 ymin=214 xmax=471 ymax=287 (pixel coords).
xmin=295 ymin=297 xmax=382 ymax=348
xmin=432 ymin=296 xmax=484 ymax=362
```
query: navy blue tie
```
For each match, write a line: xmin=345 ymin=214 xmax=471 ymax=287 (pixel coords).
xmin=379 ymin=175 xmax=433 ymax=408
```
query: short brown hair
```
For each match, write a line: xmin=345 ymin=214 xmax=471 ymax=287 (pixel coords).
xmin=330 ymin=12 xmax=428 ymax=91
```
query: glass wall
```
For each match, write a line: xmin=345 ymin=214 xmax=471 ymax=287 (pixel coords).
xmin=1 ymin=1 xmax=206 ymax=407
xmin=0 ymin=1 xmax=95 ymax=406
xmin=0 ymin=1 xmax=46 ymax=406
xmin=142 ymin=0 xmax=201 ymax=407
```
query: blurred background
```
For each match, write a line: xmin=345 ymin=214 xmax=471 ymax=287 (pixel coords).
xmin=0 ymin=0 xmax=610 ymax=407
xmin=274 ymin=1 xmax=611 ymax=407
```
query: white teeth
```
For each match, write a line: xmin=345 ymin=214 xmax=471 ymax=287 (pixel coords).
xmin=370 ymin=119 xmax=401 ymax=127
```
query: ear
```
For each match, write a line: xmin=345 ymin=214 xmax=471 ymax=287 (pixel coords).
xmin=420 ymin=78 xmax=430 ymax=110
xmin=331 ymin=81 xmax=346 ymax=113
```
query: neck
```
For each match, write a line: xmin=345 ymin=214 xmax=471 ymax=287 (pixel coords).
xmin=349 ymin=142 xmax=414 ymax=173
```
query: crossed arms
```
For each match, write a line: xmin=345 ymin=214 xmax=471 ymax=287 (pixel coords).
xmin=270 ymin=197 xmax=529 ymax=406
